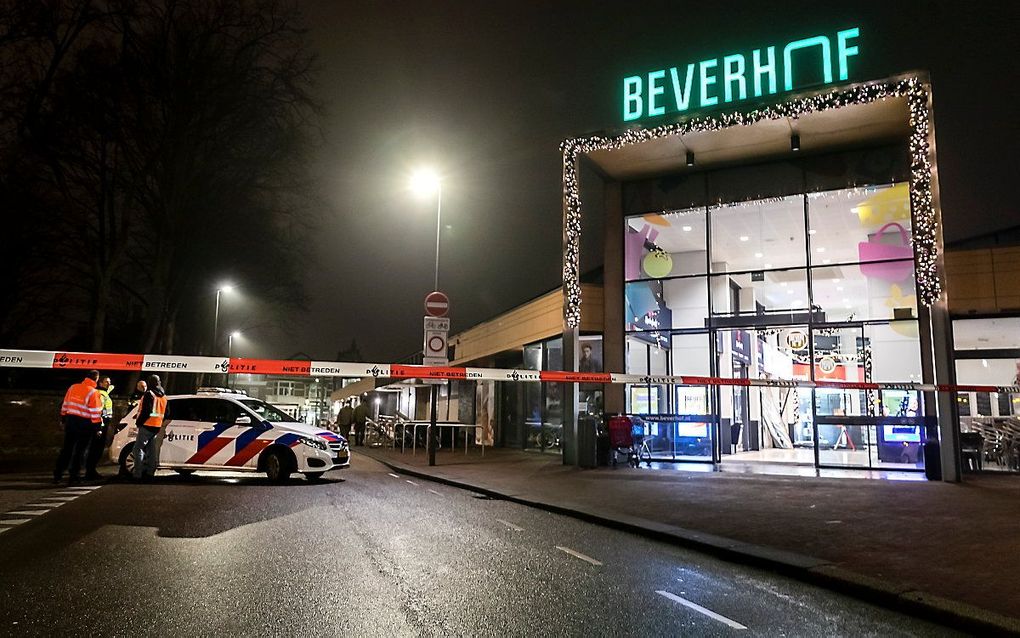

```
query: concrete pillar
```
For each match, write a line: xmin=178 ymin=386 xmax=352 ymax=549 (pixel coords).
xmin=562 ymin=325 xmax=579 ymax=466
xmin=603 ymin=181 xmax=626 ymax=415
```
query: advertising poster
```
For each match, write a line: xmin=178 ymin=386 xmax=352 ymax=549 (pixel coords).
xmin=475 ymin=381 xmax=495 ymax=446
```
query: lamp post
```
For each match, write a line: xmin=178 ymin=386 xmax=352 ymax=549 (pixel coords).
xmin=227 ymin=331 xmax=240 ymax=389
xmin=410 ymin=167 xmax=442 ymax=466
xmin=212 ymin=283 xmax=235 ymax=355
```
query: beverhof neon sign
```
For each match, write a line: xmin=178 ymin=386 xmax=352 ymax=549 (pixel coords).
xmin=622 ymin=27 xmax=860 ymax=122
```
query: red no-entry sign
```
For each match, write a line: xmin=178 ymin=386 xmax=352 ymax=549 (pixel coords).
xmin=424 ymin=291 xmax=449 ymax=317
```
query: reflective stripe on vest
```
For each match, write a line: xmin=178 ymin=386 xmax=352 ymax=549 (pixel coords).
xmin=143 ymin=394 xmax=167 ymax=428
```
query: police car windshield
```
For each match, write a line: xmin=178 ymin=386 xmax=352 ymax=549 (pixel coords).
xmin=238 ymin=399 xmax=296 ymax=423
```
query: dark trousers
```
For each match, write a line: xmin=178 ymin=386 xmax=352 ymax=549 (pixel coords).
xmin=54 ymin=417 xmax=93 ymax=480
xmin=354 ymin=423 xmax=366 ymax=446
xmin=84 ymin=419 xmax=109 ymax=476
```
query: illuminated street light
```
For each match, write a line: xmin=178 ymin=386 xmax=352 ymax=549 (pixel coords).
xmin=227 ymin=331 xmax=241 ymax=389
xmin=409 ymin=167 xmax=445 ymax=468
xmin=409 ymin=168 xmax=443 ymax=291
xmin=228 ymin=330 xmax=241 ymax=357
xmin=213 ymin=282 xmax=237 ymax=355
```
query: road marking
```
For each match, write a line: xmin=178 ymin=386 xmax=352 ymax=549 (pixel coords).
xmin=7 ymin=510 xmax=48 ymax=516
xmin=0 ymin=519 xmax=29 ymax=526
xmin=0 ymin=527 xmax=10 ymax=534
xmin=40 ymin=497 xmax=77 ymax=502
xmin=496 ymin=519 xmax=523 ymax=532
xmin=387 ymin=473 xmax=400 ymax=479
xmin=405 ymin=480 xmax=419 ymax=486
xmin=427 ymin=489 xmax=441 ymax=495
xmin=25 ymin=503 xmax=60 ymax=508
xmin=655 ymin=590 xmax=747 ymax=630
xmin=555 ymin=546 xmax=602 ymax=566
xmin=59 ymin=488 xmax=97 ymax=493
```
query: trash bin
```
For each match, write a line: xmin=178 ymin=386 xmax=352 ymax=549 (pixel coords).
xmin=923 ymin=440 xmax=942 ymax=481
xmin=577 ymin=413 xmax=598 ymax=469
xmin=596 ymin=417 xmax=611 ymax=467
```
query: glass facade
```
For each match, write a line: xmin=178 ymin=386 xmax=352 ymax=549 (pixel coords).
xmin=523 ymin=337 xmax=564 ymax=452
xmin=952 ymin=317 xmax=1020 ymax=472
xmin=624 ymin=183 xmax=928 ymax=471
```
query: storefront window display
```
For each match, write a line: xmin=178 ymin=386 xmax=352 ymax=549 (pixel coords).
xmin=523 ymin=337 xmax=565 ymax=452
xmin=624 ymin=182 xmax=927 ymax=471
xmin=952 ymin=317 xmax=1020 ymax=472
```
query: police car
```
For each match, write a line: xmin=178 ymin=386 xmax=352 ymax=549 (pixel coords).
xmin=110 ymin=389 xmax=350 ymax=482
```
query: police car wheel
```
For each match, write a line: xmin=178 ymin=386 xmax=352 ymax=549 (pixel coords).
xmin=303 ymin=472 xmax=324 ymax=481
xmin=263 ymin=450 xmax=291 ymax=483
xmin=119 ymin=444 xmax=135 ymax=476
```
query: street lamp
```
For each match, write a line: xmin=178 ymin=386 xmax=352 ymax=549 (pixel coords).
xmin=410 ymin=167 xmax=443 ymax=467
xmin=212 ymin=283 xmax=235 ymax=355
xmin=226 ymin=331 xmax=241 ymax=389
xmin=228 ymin=330 xmax=241 ymax=357
xmin=410 ymin=167 xmax=442 ymax=291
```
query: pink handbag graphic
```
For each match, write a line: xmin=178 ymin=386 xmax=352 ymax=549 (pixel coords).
xmin=857 ymin=222 xmax=914 ymax=282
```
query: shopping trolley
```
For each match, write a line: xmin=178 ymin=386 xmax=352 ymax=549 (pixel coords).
xmin=608 ymin=415 xmax=652 ymax=468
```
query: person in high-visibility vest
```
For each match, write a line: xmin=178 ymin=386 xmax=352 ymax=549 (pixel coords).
xmin=84 ymin=376 xmax=114 ymax=480
xmin=132 ymin=374 xmax=167 ymax=480
xmin=54 ymin=370 xmax=105 ymax=484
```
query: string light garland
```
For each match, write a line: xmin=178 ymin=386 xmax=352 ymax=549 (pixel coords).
xmin=561 ymin=76 xmax=942 ymax=328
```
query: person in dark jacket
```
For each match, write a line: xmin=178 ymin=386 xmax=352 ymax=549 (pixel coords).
xmin=127 ymin=379 xmax=147 ymax=410
xmin=336 ymin=400 xmax=354 ymax=439
xmin=352 ymin=400 xmax=369 ymax=446
xmin=132 ymin=375 xmax=166 ymax=480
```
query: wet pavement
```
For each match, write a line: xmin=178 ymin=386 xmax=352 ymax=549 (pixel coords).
xmin=0 ymin=455 xmax=963 ymax=636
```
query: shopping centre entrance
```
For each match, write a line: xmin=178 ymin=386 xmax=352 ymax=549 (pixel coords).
xmin=620 ymin=177 xmax=936 ymax=475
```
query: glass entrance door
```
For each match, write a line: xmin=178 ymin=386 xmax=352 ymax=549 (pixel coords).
xmin=717 ymin=326 xmax=815 ymax=466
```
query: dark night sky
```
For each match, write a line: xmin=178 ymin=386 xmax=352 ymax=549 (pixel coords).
xmin=229 ymin=0 xmax=1019 ymax=362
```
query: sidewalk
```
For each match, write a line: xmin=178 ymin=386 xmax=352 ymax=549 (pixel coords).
xmin=359 ymin=446 xmax=1020 ymax=635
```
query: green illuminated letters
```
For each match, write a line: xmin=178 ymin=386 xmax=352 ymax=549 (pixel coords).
xmin=648 ymin=69 xmax=667 ymax=116
xmin=623 ymin=75 xmax=642 ymax=121
xmin=752 ymin=46 xmax=777 ymax=98
xmin=699 ymin=59 xmax=718 ymax=107
xmin=723 ymin=54 xmax=747 ymax=102
xmin=670 ymin=64 xmax=696 ymax=111
xmin=783 ymin=35 xmax=832 ymax=91
xmin=620 ymin=26 xmax=861 ymax=122
xmin=837 ymin=27 xmax=860 ymax=81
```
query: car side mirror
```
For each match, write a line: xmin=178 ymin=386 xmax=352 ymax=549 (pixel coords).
xmin=235 ymin=415 xmax=252 ymax=425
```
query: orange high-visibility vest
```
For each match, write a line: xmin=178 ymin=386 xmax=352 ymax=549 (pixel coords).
xmin=60 ymin=378 xmax=104 ymax=424
xmin=142 ymin=393 xmax=167 ymax=428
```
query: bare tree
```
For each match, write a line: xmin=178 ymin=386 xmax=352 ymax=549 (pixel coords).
xmin=0 ymin=0 xmax=320 ymax=354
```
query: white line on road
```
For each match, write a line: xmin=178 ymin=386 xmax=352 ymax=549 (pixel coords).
xmin=0 ymin=527 xmax=10 ymax=533
xmin=387 ymin=473 xmax=400 ymax=479
xmin=496 ymin=519 xmax=524 ymax=532
xmin=655 ymin=590 xmax=747 ymax=630
xmin=40 ymin=497 xmax=77 ymax=502
xmin=0 ymin=519 xmax=29 ymax=526
xmin=7 ymin=510 xmax=48 ymax=516
xmin=555 ymin=546 xmax=602 ymax=566
xmin=25 ymin=503 xmax=59 ymax=508
xmin=427 ymin=489 xmax=441 ymax=495
xmin=405 ymin=480 xmax=419 ymax=486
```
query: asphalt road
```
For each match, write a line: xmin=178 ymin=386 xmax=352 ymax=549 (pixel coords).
xmin=0 ymin=456 xmax=961 ymax=637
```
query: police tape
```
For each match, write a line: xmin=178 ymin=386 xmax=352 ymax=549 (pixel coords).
xmin=0 ymin=348 xmax=1016 ymax=395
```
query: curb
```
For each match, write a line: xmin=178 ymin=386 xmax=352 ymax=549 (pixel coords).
xmin=366 ymin=452 xmax=1020 ymax=637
